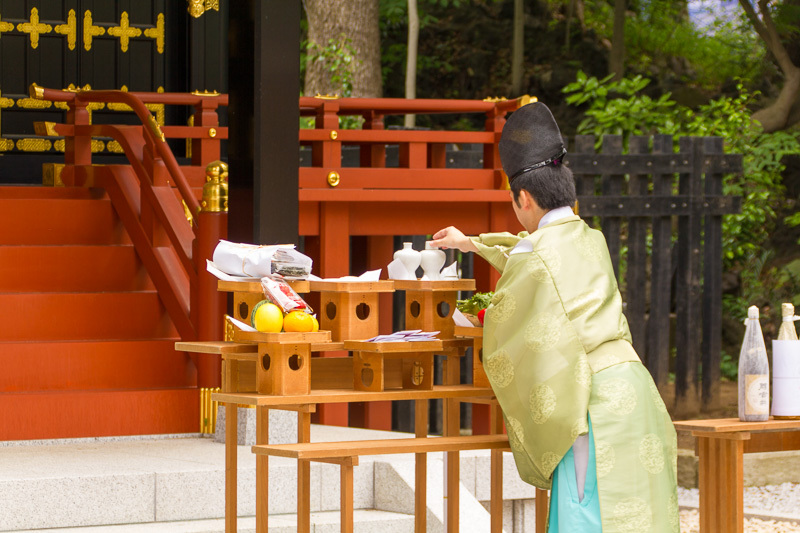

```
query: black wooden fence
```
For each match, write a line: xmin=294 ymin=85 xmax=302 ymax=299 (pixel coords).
xmin=568 ymin=134 xmax=742 ymax=413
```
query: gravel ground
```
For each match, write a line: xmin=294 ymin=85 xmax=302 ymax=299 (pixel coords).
xmin=679 ymin=483 xmax=800 ymax=532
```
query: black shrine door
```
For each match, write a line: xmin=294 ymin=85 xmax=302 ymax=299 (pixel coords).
xmin=0 ymin=0 xmax=183 ymax=183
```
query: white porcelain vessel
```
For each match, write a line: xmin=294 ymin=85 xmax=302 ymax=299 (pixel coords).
xmin=420 ymin=242 xmax=446 ymax=281
xmin=394 ymin=242 xmax=421 ymax=279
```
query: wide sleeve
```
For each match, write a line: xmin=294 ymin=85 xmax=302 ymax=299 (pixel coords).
xmin=470 ymin=231 xmax=528 ymax=273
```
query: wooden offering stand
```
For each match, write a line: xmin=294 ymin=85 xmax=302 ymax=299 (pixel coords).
xmin=394 ymin=279 xmax=476 ymax=339
xmin=454 ymin=325 xmax=489 ymax=388
xmin=310 ymin=280 xmax=394 ymax=341
xmin=178 ymin=277 xmax=522 ymax=533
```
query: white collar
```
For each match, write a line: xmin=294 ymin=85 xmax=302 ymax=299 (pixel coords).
xmin=538 ymin=206 xmax=574 ymax=229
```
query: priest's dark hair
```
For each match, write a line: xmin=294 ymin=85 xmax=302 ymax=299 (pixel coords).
xmin=510 ymin=165 xmax=576 ymax=210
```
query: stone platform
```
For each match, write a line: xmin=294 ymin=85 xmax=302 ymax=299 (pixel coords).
xmin=2 ymin=426 xmax=800 ymax=532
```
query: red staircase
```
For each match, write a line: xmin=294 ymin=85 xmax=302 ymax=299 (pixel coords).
xmin=0 ymin=185 xmax=199 ymax=440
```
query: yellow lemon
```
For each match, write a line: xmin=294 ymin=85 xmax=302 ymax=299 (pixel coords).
xmin=283 ymin=310 xmax=315 ymax=332
xmin=251 ymin=301 xmax=283 ymax=332
xmin=310 ymin=314 xmax=320 ymax=332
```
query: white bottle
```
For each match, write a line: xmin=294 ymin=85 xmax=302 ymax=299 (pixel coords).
xmin=420 ymin=242 xmax=446 ymax=281
xmin=773 ymin=303 xmax=800 ymax=419
xmin=393 ymin=242 xmax=421 ymax=280
xmin=738 ymin=305 xmax=770 ymax=422
xmin=778 ymin=303 xmax=799 ymax=341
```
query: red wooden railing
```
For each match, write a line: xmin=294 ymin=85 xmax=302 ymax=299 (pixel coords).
xmin=31 ymin=84 xmax=228 ymax=388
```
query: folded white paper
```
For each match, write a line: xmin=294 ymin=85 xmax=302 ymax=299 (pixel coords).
xmin=388 ymin=258 xmax=416 ymax=280
xmin=440 ymin=261 xmax=459 ymax=280
xmin=227 ymin=315 xmax=257 ymax=333
xmin=452 ymin=308 xmax=476 ymax=328
xmin=207 ymin=260 xmax=261 ymax=282
xmin=307 ymin=269 xmax=382 ymax=283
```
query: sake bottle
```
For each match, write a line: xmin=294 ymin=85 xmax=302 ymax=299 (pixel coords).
xmin=738 ymin=305 xmax=770 ymax=422
xmin=773 ymin=303 xmax=800 ymax=419
xmin=778 ymin=303 xmax=799 ymax=341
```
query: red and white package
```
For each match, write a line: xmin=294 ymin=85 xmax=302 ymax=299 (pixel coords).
xmin=261 ymin=277 xmax=313 ymax=314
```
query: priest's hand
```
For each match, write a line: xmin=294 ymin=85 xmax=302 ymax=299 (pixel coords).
xmin=429 ymin=226 xmax=478 ymax=253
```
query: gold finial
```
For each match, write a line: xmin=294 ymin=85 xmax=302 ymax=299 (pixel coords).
xmin=516 ymin=95 xmax=537 ymax=107
xmin=199 ymin=160 xmax=229 ymax=212
xmin=29 ymin=83 xmax=44 ymax=100
xmin=327 ymin=171 xmax=340 ymax=187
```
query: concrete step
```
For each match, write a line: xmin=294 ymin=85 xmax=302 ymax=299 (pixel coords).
xmin=12 ymin=510 xmax=416 ymax=533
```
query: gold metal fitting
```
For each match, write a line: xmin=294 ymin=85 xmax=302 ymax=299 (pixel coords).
xmin=329 ymin=130 xmax=338 ymax=140
xmin=516 ymin=94 xmax=537 ymax=107
xmin=191 ymin=89 xmax=220 ymax=97
xmin=314 ymin=93 xmax=340 ymax=100
xmin=200 ymin=160 xmax=229 ymax=212
xmin=29 ymin=83 xmax=44 ymax=99
xmin=147 ymin=114 xmax=166 ymax=142
xmin=482 ymin=96 xmax=508 ymax=103
xmin=34 ymin=121 xmax=58 ymax=136
xmin=326 ymin=171 xmax=340 ymax=187
xmin=208 ymin=127 xmax=217 ymax=138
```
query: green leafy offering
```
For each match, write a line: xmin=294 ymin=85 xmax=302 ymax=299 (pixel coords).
xmin=457 ymin=292 xmax=493 ymax=315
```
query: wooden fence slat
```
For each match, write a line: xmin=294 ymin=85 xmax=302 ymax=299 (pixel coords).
xmin=702 ymin=137 xmax=724 ymax=409
xmin=575 ymin=195 xmax=739 ymax=217
xmin=674 ymin=137 xmax=704 ymax=414
xmin=646 ymin=135 xmax=674 ymax=389
xmin=573 ymin=136 xmax=597 ymax=204
xmin=626 ymin=136 xmax=650 ymax=361
xmin=600 ymin=136 xmax=624 ymax=278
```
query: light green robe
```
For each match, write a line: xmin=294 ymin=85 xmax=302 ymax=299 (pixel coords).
xmin=473 ymin=216 xmax=679 ymax=533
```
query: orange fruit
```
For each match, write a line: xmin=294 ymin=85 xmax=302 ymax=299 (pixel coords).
xmin=251 ymin=301 xmax=283 ymax=332
xmin=283 ymin=310 xmax=315 ymax=332
xmin=310 ymin=314 xmax=320 ymax=332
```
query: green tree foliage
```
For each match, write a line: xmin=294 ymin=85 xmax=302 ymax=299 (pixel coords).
xmin=564 ymin=72 xmax=800 ymax=335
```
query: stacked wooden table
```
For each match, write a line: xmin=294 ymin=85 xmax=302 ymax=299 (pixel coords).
xmin=674 ymin=417 xmax=800 ymax=532
xmin=177 ymin=277 xmax=519 ymax=533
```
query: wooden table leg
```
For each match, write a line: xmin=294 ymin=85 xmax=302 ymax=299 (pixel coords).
xmin=225 ymin=403 xmax=237 ymax=533
xmin=535 ymin=488 xmax=549 ymax=533
xmin=490 ymin=404 xmax=503 ymax=533
xmin=298 ymin=410 xmax=312 ymax=533
xmin=415 ymin=398 xmax=429 ymax=533
xmin=340 ymin=458 xmax=355 ymax=533
xmin=256 ymin=406 xmax=269 ymax=533
xmin=443 ymin=354 xmax=460 ymax=532
xmin=698 ymin=435 xmax=745 ymax=533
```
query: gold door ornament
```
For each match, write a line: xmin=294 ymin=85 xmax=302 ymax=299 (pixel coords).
xmin=54 ymin=9 xmax=77 ymax=51
xmin=83 ymin=11 xmax=105 ymax=51
xmin=143 ymin=13 xmax=164 ymax=54
xmin=188 ymin=0 xmax=220 ymax=18
xmin=107 ymin=12 xmax=141 ymax=53
xmin=0 ymin=15 xmax=14 ymax=34
xmin=17 ymin=8 xmax=52 ymax=49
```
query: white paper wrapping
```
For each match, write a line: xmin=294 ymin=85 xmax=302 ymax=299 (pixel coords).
xmin=772 ymin=339 xmax=800 ymax=416
xmin=211 ymin=240 xmax=312 ymax=279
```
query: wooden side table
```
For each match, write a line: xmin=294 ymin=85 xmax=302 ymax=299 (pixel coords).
xmin=674 ymin=417 xmax=800 ymax=532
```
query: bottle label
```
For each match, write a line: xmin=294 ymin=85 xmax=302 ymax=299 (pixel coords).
xmin=745 ymin=374 xmax=770 ymax=415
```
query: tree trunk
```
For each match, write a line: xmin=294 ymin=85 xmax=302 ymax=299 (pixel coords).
xmin=609 ymin=0 xmax=626 ymax=80
xmin=511 ymin=0 xmax=524 ymax=95
xmin=739 ymin=0 xmax=800 ymax=131
xmin=404 ymin=0 xmax=419 ymax=128
xmin=304 ymin=0 xmax=382 ymax=98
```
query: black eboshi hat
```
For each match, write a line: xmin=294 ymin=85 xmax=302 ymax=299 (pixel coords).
xmin=499 ymin=102 xmax=567 ymax=185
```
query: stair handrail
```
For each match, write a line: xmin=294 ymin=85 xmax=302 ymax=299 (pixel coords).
xmin=30 ymin=83 xmax=201 ymax=221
